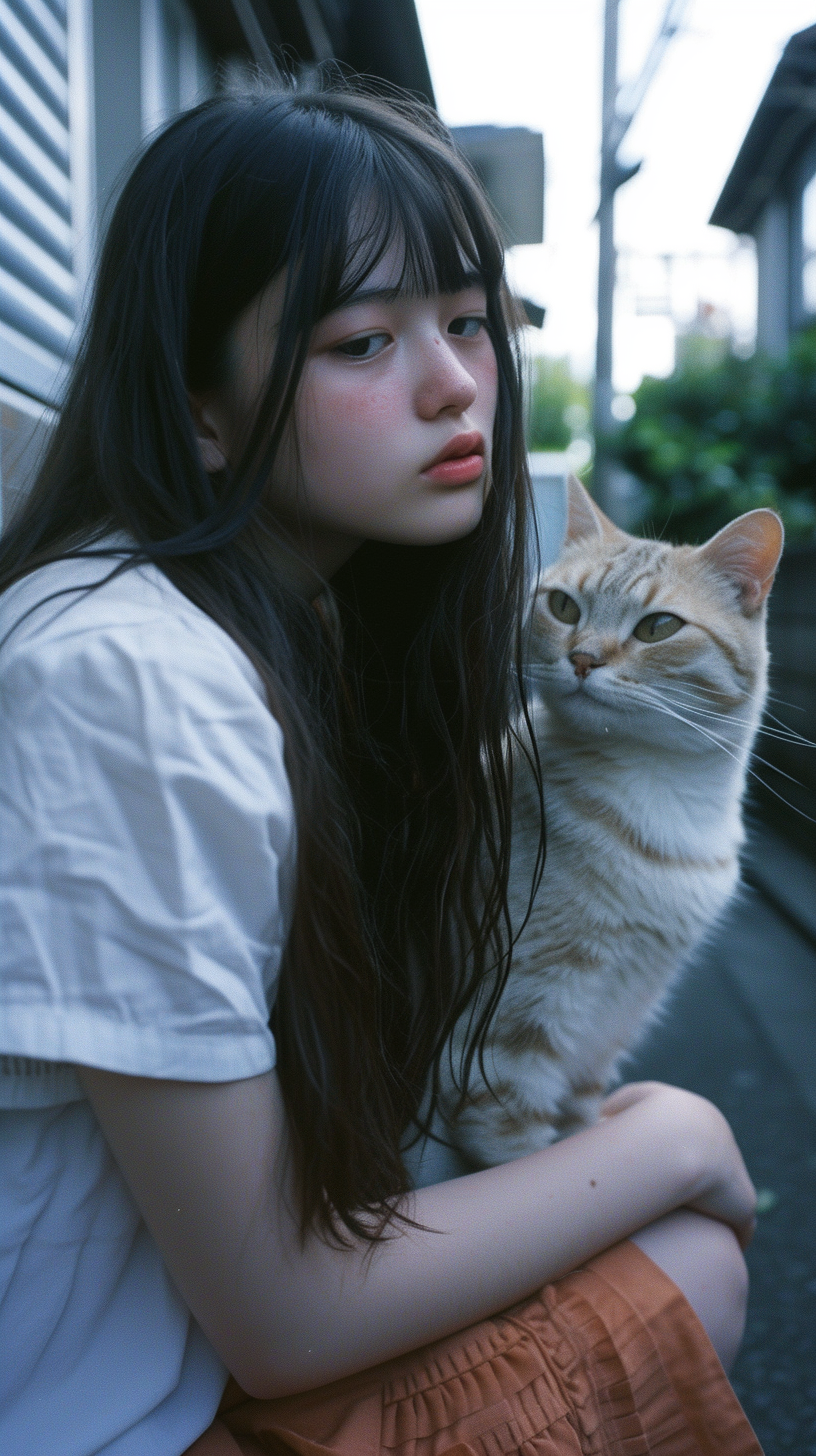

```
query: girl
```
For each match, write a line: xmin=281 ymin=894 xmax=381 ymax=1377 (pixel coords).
xmin=0 ymin=82 xmax=760 ymax=1456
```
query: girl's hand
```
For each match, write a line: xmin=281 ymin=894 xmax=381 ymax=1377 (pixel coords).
xmin=681 ymin=1093 xmax=757 ymax=1250
xmin=602 ymin=1081 xmax=756 ymax=1249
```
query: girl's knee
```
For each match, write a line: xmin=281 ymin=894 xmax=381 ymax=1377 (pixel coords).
xmin=692 ymin=1212 xmax=749 ymax=1357
xmin=632 ymin=1209 xmax=748 ymax=1372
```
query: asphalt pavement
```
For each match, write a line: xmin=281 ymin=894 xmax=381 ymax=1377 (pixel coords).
xmin=626 ymin=829 xmax=816 ymax=1455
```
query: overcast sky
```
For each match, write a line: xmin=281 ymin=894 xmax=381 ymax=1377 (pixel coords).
xmin=414 ymin=0 xmax=816 ymax=392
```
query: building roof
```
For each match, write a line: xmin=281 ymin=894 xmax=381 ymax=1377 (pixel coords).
xmin=187 ymin=0 xmax=435 ymax=105
xmin=710 ymin=23 xmax=816 ymax=233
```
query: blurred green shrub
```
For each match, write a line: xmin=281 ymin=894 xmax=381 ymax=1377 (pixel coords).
xmin=607 ymin=329 xmax=816 ymax=544
xmin=527 ymin=356 xmax=592 ymax=452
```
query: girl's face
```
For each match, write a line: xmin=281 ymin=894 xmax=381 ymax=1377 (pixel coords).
xmin=196 ymin=245 xmax=499 ymax=588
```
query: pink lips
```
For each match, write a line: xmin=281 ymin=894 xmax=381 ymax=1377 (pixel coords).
xmin=421 ymin=431 xmax=485 ymax=486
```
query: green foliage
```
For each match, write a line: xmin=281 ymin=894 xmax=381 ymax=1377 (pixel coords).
xmin=607 ymin=328 xmax=816 ymax=544
xmin=527 ymin=356 xmax=591 ymax=452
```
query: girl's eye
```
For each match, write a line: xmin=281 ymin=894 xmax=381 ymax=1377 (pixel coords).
xmin=448 ymin=315 xmax=485 ymax=338
xmin=633 ymin=612 xmax=685 ymax=642
xmin=548 ymin=590 xmax=580 ymax=625
xmin=335 ymin=332 xmax=391 ymax=360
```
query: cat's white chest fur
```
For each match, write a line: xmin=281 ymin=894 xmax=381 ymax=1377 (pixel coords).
xmin=443 ymin=724 xmax=744 ymax=1166
xmin=437 ymin=477 xmax=783 ymax=1169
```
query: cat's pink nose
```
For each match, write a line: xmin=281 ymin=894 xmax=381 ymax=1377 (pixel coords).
xmin=569 ymin=651 xmax=602 ymax=680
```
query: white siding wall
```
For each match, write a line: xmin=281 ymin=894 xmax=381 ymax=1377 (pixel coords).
xmin=0 ymin=0 xmax=78 ymax=402
xmin=0 ymin=0 xmax=213 ymax=525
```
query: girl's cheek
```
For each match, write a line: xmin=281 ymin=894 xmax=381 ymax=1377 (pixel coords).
xmin=331 ymin=378 xmax=404 ymax=427
xmin=303 ymin=377 xmax=402 ymax=441
xmin=478 ymin=351 xmax=499 ymax=413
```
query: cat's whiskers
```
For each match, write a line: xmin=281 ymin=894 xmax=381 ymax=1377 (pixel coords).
xmin=620 ymin=681 xmax=783 ymax=766
xmin=658 ymin=677 xmax=736 ymax=702
xmin=763 ymin=700 xmax=808 ymax=726
xmin=650 ymin=679 xmax=737 ymax=706
xmin=648 ymin=683 xmax=815 ymax=747
xmin=525 ymin=665 xmax=814 ymax=750
xmin=524 ymin=662 xmax=558 ymax=682
xmin=764 ymin=691 xmax=807 ymax=712
xmin=615 ymin=683 xmax=815 ymax=820
xmin=615 ymin=684 xmax=778 ymax=786
xmin=525 ymin=668 xmax=798 ymax=748
xmin=643 ymin=682 xmax=749 ymax=722
xmin=606 ymin=668 xmax=812 ymax=745
xmin=610 ymin=682 xmax=751 ymax=764
xmin=656 ymin=686 xmax=816 ymax=748
xmin=749 ymin=699 xmax=815 ymax=743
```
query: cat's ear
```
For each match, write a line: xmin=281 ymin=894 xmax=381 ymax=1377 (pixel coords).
xmin=698 ymin=509 xmax=784 ymax=613
xmin=564 ymin=474 xmax=623 ymax=545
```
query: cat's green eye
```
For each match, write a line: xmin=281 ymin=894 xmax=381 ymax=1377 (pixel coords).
xmin=633 ymin=612 xmax=685 ymax=643
xmin=548 ymin=590 xmax=580 ymax=625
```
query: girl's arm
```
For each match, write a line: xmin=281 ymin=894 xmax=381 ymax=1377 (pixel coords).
xmin=78 ymin=1068 xmax=754 ymax=1400
xmin=79 ymin=1065 xmax=757 ymax=1391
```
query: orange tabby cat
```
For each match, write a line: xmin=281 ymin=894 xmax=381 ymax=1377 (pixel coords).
xmin=439 ymin=475 xmax=784 ymax=1167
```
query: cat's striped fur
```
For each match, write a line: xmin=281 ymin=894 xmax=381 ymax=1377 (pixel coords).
xmin=440 ymin=476 xmax=784 ymax=1167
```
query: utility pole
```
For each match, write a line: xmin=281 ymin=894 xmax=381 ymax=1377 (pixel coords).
xmin=592 ymin=0 xmax=688 ymax=517
xmin=593 ymin=0 xmax=625 ymax=516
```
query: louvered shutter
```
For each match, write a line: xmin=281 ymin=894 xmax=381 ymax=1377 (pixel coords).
xmin=0 ymin=0 xmax=75 ymax=403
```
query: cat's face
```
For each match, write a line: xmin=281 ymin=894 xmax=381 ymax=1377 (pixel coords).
xmin=528 ymin=478 xmax=784 ymax=753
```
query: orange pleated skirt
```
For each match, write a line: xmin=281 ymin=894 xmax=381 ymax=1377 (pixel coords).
xmin=187 ymin=1240 xmax=763 ymax=1455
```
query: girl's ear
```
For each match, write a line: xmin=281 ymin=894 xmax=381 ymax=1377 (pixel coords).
xmin=564 ymin=473 xmax=624 ymax=545
xmin=698 ymin=508 xmax=784 ymax=613
xmin=188 ymin=394 xmax=229 ymax=474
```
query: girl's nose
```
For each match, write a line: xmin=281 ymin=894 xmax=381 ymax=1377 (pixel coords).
xmin=414 ymin=337 xmax=478 ymax=419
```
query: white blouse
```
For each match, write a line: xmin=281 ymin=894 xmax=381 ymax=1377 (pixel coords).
xmin=0 ymin=548 xmax=296 ymax=1454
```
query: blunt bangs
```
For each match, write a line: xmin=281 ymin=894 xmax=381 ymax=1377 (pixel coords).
xmin=310 ymin=122 xmax=503 ymax=316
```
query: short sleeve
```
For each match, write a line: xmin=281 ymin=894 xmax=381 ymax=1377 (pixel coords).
xmin=0 ymin=580 xmax=296 ymax=1085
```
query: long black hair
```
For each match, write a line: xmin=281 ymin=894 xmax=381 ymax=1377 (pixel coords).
xmin=0 ymin=78 xmax=539 ymax=1242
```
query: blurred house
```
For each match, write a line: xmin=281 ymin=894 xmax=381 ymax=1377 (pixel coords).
xmin=711 ymin=24 xmax=816 ymax=848
xmin=711 ymin=22 xmax=816 ymax=361
xmin=0 ymin=1 xmax=543 ymax=526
